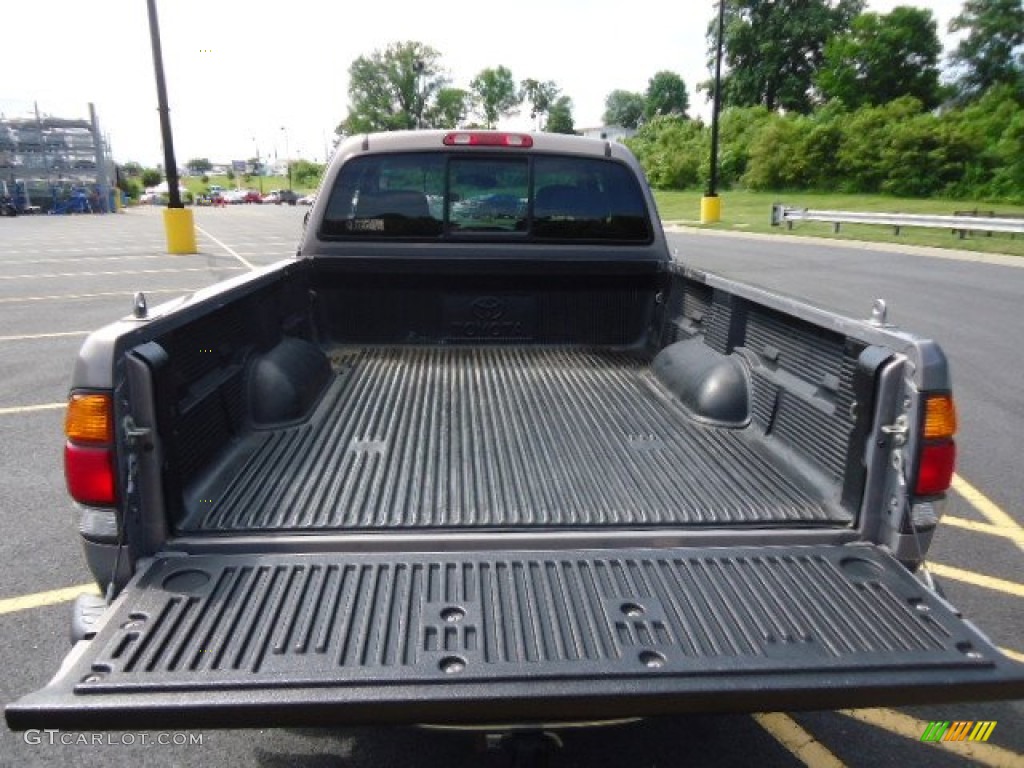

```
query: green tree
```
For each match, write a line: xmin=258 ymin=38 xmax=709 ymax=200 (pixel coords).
xmin=291 ymin=159 xmax=325 ymax=188
xmin=626 ymin=116 xmax=708 ymax=189
xmin=545 ymin=95 xmax=575 ymax=134
xmin=521 ymin=79 xmax=560 ymax=127
xmin=186 ymin=157 xmax=212 ymax=174
xmin=140 ymin=168 xmax=162 ymax=187
xmin=118 ymin=176 xmax=142 ymax=201
xmin=121 ymin=161 xmax=143 ymax=177
xmin=717 ymin=106 xmax=773 ymax=185
xmin=469 ymin=66 xmax=520 ymax=128
xmin=817 ymin=7 xmax=944 ymax=109
xmin=709 ymin=0 xmax=865 ymax=113
xmin=644 ymin=71 xmax=690 ymax=119
xmin=602 ymin=90 xmax=646 ymax=128
xmin=425 ymin=87 xmax=470 ymax=129
xmin=945 ymin=85 xmax=1024 ymax=199
xmin=949 ymin=0 xmax=1024 ymax=100
xmin=338 ymin=41 xmax=446 ymax=134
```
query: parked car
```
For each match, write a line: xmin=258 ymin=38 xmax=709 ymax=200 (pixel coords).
xmin=297 ymin=193 xmax=316 ymax=205
xmin=221 ymin=189 xmax=247 ymax=204
xmin=243 ymin=189 xmax=263 ymax=204
xmin=264 ymin=189 xmax=298 ymax=205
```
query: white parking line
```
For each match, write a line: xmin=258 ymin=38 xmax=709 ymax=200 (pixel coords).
xmin=0 ymin=402 xmax=65 ymax=416
xmin=195 ymin=226 xmax=255 ymax=270
xmin=0 ymin=267 xmax=244 ymax=281
xmin=2 ymin=254 xmax=175 ymax=265
xmin=0 ymin=331 xmax=90 ymax=342
xmin=0 ymin=287 xmax=198 ymax=304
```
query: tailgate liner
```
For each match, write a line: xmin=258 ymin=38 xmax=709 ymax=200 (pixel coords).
xmin=185 ymin=347 xmax=846 ymax=532
xmin=10 ymin=546 xmax=1023 ymax=729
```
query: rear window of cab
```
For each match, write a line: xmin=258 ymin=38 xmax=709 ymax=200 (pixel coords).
xmin=319 ymin=153 xmax=651 ymax=243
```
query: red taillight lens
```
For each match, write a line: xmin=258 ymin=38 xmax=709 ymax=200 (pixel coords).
xmin=915 ymin=440 xmax=956 ymax=496
xmin=65 ymin=442 xmax=117 ymax=505
xmin=443 ymin=132 xmax=533 ymax=148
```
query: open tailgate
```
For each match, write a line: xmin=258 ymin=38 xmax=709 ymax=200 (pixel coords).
xmin=8 ymin=545 xmax=1024 ymax=730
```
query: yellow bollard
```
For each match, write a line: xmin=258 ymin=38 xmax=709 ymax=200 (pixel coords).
xmin=163 ymin=207 xmax=197 ymax=254
xmin=700 ymin=195 xmax=722 ymax=224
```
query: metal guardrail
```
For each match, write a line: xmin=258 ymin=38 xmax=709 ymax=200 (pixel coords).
xmin=771 ymin=204 xmax=1024 ymax=238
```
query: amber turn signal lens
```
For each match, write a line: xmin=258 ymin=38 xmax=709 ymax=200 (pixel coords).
xmin=923 ymin=395 xmax=957 ymax=440
xmin=65 ymin=393 xmax=113 ymax=444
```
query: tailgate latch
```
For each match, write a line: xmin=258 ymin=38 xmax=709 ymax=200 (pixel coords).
xmin=122 ymin=415 xmax=152 ymax=447
xmin=881 ymin=414 xmax=909 ymax=445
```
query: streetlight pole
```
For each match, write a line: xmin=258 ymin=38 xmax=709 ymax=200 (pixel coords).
xmin=280 ymin=126 xmax=291 ymax=191
xmin=145 ymin=0 xmax=196 ymax=253
xmin=701 ymin=0 xmax=727 ymax=224
xmin=252 ymin=136 xmax=263 ymax=195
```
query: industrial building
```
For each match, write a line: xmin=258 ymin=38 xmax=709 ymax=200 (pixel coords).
xmin=0 ymin=102 xmax=114 ymax=213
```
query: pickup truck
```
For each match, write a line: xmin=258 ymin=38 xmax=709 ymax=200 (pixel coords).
xmin=8 ymin=130 xmax=1023 ymax=733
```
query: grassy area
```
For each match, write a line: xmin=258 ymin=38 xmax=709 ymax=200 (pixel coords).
xmin=181 ymin=174 xmax=316 ymax=196
xmin=654 ymin=190 xmax=1024 ymax=258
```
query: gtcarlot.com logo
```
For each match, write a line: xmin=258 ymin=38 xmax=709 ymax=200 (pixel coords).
xmin=24 ymin=730 xmax=203 ymax=747
xmin=920 ymin=720 xmax=997 ymax=743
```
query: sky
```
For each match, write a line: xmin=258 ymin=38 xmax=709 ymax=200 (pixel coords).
xmin=1 ymin=1 xmax=966 ymax=168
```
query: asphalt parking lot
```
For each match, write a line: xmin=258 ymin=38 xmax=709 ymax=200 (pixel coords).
xmin=0 ymin=206 xmax=1021 ymax=767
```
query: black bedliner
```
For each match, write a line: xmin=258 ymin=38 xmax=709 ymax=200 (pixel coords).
xmin=9 ymin=545 xmax=1023 ymax=730
xmin=183 ymin=347 xmax=848 ymax=532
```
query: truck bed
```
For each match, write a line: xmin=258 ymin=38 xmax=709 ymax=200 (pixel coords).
xmin=183 ymin=347 xmax=849 ymax=533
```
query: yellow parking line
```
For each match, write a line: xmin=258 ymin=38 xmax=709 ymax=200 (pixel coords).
xmin=927 ymin=563 xmax=1024 ymax=598
xmin=0 ymin=583 xmax=100 ymax=617
xmin=952 ymin=475 xmax=1022 ymax=533
xmin=839 ymin=708 xmax=1022 ymax=768
xmin=753 ymin=713 xmax=845 ymax=767
xmin=999 ymin=647 xmax=1024 ymax=663
xmin=941 ymin=516 xmax=1024 ymax=546
xmin=0 ymin=402 xmax=66 ymax=416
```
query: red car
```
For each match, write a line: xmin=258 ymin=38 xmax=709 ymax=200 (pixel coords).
xmin=243 ymin=190 xmax=263 ymax=204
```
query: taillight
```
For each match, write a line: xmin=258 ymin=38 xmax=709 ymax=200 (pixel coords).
xmin=443 ymin=132 xmax=533 ymax=148
xmin=914 ymin=393 xmax=956 ymax=496
xmin=65 ymin=443 xmax=117 ymax=505
xmin=915 ymin=440 xmax=956 ymax=495
xmin=64 ymin=391 xmax=117 ymax=505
